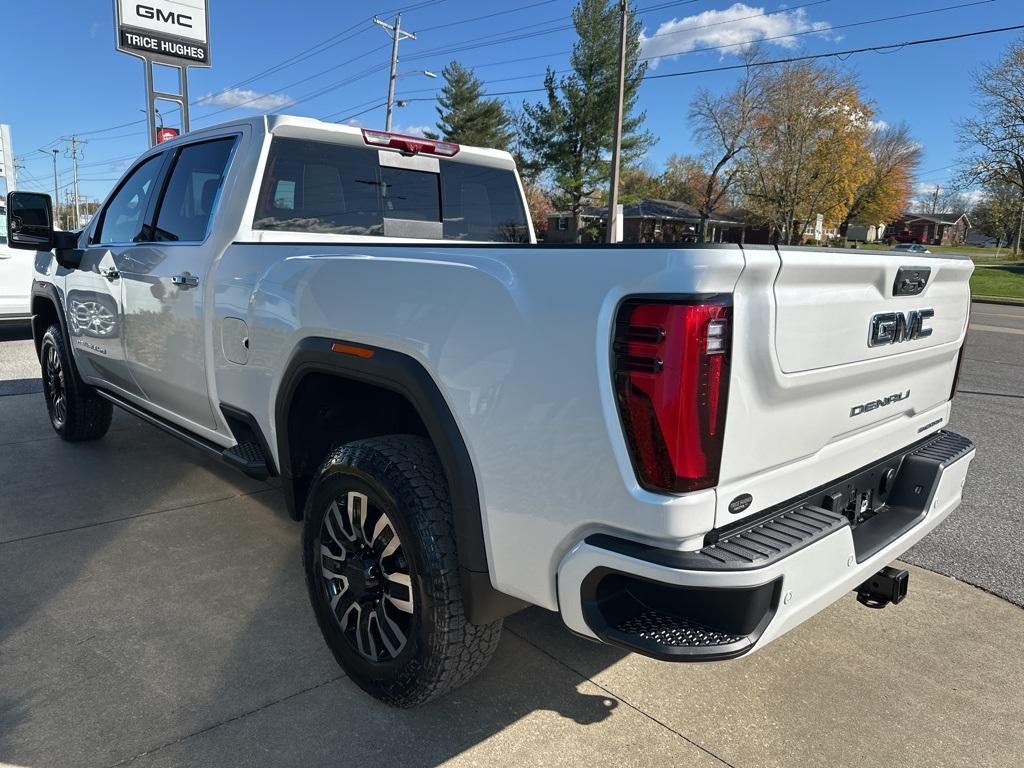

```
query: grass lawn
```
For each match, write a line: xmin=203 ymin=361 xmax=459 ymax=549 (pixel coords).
xmin=971 ymin=265 xmax=1024 ymax=299
xmin=928 ymin=245 xmax=1024 ymax=265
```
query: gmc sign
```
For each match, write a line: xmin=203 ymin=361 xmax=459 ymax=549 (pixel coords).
xmin=116 ymin=0 xmax=209 ymax=67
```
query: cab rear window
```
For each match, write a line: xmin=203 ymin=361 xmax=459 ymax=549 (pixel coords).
xmin=254 ymin=137 xmax=529 ymax=242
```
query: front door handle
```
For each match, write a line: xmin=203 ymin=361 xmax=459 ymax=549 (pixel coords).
xmin=100 ymin=266 xmax=120 ymax=281
xmin=171 ymin=272 xmax=200 ymax=289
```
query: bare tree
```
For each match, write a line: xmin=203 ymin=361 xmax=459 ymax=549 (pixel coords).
xmin=916 ymin=184 xmax=970 ymax=215
xmin=956 ymin=37 xmax=1024 ymax=252
xmin=688 ymin=49 xmax=762 ymax=242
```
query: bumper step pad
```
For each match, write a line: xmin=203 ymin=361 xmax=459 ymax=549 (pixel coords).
xmin=616 ymin=611 xmax=744 ymax=648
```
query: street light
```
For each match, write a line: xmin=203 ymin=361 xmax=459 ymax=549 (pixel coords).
xmin=387 ymin=70 xmax=437 ymax=129
xmin=140 ymin=107 xmax=164 ymax=135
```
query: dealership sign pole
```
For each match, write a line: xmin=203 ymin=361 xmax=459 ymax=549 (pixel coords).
xmin=114 ymin=0 xmax=211 ymax=146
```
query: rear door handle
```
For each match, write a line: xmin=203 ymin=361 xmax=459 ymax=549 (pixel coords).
xmin=171 ymin=272 xmax=199 ymax=289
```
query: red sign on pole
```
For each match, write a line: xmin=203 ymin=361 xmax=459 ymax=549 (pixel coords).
xmin=156 ymin=127 xmax=180 ymax=143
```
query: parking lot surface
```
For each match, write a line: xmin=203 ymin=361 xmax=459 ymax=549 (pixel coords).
xmin=2 ymin=304 xmax=1023 ymax=767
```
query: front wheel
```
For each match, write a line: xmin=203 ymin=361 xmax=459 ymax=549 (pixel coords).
xmin=39 ymin=324 xmax=112 ymax=442
xmin=302 ymin=435 xmax=501 ymax=707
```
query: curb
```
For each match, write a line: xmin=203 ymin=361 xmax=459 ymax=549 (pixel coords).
xmin=972 ymin=295 xmax=1024 ymax=307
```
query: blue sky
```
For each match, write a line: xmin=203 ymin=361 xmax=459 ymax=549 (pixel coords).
xmin=3 ymin=0 xmax=1019 ymax=204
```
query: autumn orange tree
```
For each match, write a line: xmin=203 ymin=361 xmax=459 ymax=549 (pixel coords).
xmin=839 ymin=122 xmax=921 ymax=238
xmin=740 ymin=61 xmax=873 ymax=244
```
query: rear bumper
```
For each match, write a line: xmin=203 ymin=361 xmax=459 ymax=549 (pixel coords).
xmin=556 ymin=431 xmax=975 ymax=661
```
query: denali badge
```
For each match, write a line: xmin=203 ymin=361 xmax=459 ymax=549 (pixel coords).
xmin=850 ymin=390 xmax=910 ymax=417
xmin=728 ymin=494 xmax=753 ymax=514
xmin=868 ymin=309 xmax=934 ymax=347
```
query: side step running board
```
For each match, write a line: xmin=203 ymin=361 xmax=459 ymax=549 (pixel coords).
xmin=96 ymin=389 xmax=272 ymax=481
xmin=222 ymin=441 xmax=271 ymax=480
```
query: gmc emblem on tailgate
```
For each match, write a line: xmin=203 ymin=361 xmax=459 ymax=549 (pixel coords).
xmin=868 ymin=309 xmax=934 ymax=347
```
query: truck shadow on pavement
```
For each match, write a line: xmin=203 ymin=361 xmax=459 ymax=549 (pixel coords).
xmin=0 ymin=400 xmax=629 ymax=768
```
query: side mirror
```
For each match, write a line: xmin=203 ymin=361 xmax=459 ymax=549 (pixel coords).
xmin=6 ymin=191 xmax=54 ymax=251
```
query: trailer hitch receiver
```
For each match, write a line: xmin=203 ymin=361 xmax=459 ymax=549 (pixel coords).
xmin=856 ymin=566 xmax=909 ymax=609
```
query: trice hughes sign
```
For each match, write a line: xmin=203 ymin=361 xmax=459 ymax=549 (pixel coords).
xmin=115 ymin=0 xmax=210 ymax=67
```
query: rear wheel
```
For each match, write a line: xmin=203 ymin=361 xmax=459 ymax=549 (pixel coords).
xmin=302 ymin=435 xmax=501 ymax=707
xmin=40 ymin=324 xmax=112 ymax=442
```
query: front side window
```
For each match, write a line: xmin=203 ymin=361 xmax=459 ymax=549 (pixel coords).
xmin=154 ymin=138 xmax=235 ymax=242
xmin=96 ymin=154 xmax=164 ymax=244
xmin=254 ymin=137 xmax=529 ymax=242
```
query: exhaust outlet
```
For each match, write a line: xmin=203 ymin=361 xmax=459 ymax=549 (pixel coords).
xmin=856 ymin=566 xmax=909 ymax=609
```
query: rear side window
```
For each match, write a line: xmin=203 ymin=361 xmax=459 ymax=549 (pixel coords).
xmin=154 ymin=138 xmax=235 ymax=242
xmin=254 ymin=137 xmax=529 ymax=242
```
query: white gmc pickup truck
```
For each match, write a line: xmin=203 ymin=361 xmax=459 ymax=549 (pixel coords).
xmin=5 ymin=115 xmax=976 ymax=707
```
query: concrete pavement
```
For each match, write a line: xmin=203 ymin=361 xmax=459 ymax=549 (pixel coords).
xmin=2 ymin=305 xmax=1024 ymax=767
xmin=1 ymin=396 xmax=1022 ymax=768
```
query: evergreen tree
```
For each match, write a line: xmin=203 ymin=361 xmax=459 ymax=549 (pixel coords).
xmin=434 ymin=61 xmax=513 ymax=147
xmin=520 ymin=0 xmax=652 ymax=241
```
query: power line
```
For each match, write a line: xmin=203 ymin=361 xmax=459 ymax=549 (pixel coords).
xmin=400 ymin=0 xmax=993 ymax=89
xmin=417 ymin=0 xmax=561 ymax=32
xmin=644 ymin=23 xmax=1024 ymax=82
xmin=391 ymin=21 xmax=1024 ymax=104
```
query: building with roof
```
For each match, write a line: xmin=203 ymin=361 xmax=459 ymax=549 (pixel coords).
xmin=885 ymin=211 xmax=970 ymax=246
xmin=545 ymin=199 xmax=745 ymax=244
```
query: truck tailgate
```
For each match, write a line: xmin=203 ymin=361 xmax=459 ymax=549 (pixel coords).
xmin=714 ymin=246 xmax=973 ymax=527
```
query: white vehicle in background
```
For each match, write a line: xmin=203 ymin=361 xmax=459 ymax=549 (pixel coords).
xmin=0 ymin=201 xmax=34 ymax=323
xmin=7 ymin=115 xmax=977 ymax=708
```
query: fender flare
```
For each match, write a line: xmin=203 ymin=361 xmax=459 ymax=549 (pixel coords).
xmin=275 ymin=337 xmax=526 ymax=624
xmin=30 ymin=282 xmax=77 ymax=370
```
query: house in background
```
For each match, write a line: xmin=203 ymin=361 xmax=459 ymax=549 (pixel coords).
xmin=545 ymin=199 xmax=745 ymax=244
xmin=845 ymin=220 xmax=888 ymax=242
xmin=885 ymin=212 xmax=970 ymax=246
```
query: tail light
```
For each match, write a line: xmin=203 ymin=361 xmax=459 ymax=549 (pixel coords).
xmin=613 ymin=297 xmax=732 ymax=494
xmin=361 ymin=128 xmax=460 ymax=156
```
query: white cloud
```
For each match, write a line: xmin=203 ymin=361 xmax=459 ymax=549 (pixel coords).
xmin=195 ymin=88 xmax=295 ymax=111
xmin=868 ymin=119 xmax=889 ymax=132
xmin=392 ymin=125 xmax=432 ymax=137
xmin=640 ymin=3 xmax=832 ymax=67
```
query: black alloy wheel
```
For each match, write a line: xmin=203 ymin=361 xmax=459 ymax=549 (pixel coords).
xmin=302 ymin=435 xmax=503 ymax=707
xmin=317 ymin=488 xmax=415 ymax=662
xmin=41 ymin=338 xmax=68 ymax=430
xmin=38 ymin=324 xmax=113 ymax=442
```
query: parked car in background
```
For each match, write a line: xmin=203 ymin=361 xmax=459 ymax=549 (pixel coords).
xmin=0 ymin=200 xmax=35 ymax=323
xmin=891 ymin=243 xmax=932 ymax=254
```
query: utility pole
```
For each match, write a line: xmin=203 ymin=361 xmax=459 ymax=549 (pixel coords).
xmin=62 ymin=136 xmax=86 ymax=229
xmin=37 ymin=149 xmax=59 ymax=213
xmin=374 ymin=15 xmax=418 ymax=131
xmin=606 ymin=0 xmax=628 ymax=244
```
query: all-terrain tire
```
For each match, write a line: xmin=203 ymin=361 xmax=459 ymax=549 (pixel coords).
xmin=39 ymin=324 xmax=113 ymax=442
xmin=302 ymin=435 xmax=502 ymax=707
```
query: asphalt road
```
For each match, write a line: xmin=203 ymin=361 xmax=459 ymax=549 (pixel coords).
xmin=904 ymin=302 xmax=1024 ymax=606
